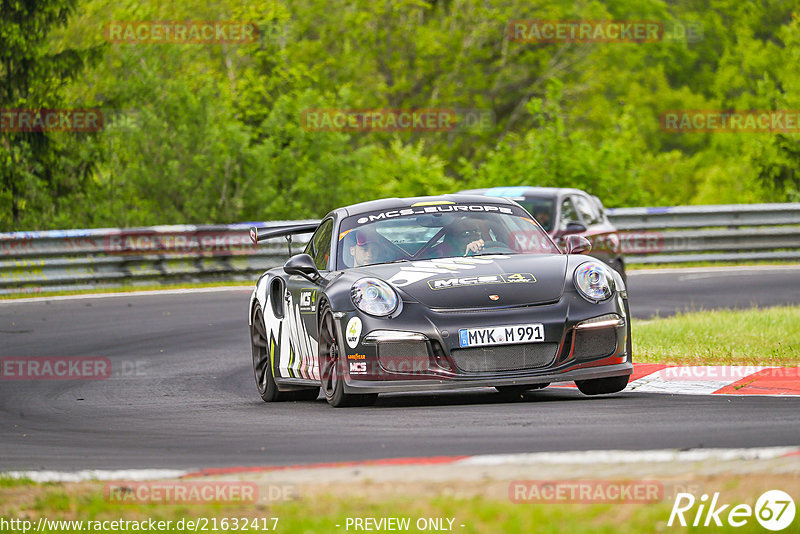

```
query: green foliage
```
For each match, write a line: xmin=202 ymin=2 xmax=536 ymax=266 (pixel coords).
xmin=0 ymin=0 xmax=102 ymax=229
xmin=2 ymin=0 xmax=800 ymax=230
xmin=95 ymin=62 xmax=268 ymax=226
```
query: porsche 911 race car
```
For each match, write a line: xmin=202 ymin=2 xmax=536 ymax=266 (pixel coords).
xmin=248 ymin=195 xmax=632 ymax=407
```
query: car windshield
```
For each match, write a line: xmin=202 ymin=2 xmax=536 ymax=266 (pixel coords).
xmin=515 ymin=197 xmax=556 ymax=232
xmin=337 ymin=203 xmax=559 ymax=269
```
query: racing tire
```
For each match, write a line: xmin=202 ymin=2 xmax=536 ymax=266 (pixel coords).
xmin=575 ymin=375 xmax=629 ymax=395
xmin=251 ymin=305 xmax=319 ymax=402
xmin=318 ymin=306 xmax=378 ymax=408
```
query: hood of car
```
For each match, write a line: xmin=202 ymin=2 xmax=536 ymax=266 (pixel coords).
xmin=351 ymin=254 xmax=568 ymax=309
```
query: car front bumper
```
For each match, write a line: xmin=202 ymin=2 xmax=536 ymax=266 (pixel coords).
xmin=338 ymin=290 xmax=633 ymax=394
xmin=343 ymin=361 xmax=632 ymax=394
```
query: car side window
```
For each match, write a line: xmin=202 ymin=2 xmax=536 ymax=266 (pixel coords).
xmin=559 ymin=198 xmax=579 ymax=231
xmin=573 ymin=195 xmax=600 ymax=226
xmin=309 ymin=219 xmax=333 ymax=271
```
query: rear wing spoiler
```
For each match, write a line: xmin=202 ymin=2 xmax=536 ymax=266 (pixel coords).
xmin=249 ymin=223 xmax=318 ymax=244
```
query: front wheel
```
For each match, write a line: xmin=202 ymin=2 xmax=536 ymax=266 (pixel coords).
xmin=575 ymin=375 xmax=629 ymax=395
xmin=318 ymin=307 xmax=377 ymax=407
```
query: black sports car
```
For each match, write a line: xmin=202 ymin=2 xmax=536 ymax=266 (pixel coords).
xmin=248 ymin=195 xmax=632 ymax=407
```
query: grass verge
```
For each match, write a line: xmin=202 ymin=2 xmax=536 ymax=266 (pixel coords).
xmin=0 ymin=474 xmax=795 ymax=533
xmin=634 ymin=305 xmax=800 ymax=366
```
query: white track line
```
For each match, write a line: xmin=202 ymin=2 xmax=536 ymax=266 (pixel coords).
xmin=457 ymin=447 xmax=800 ymax=466
xmin=3 ymin=469 xmax=188 ymax=483
xmin=6 ymin=447 xmax=799 ymax=482
xmin=628 ymin=264 xmax=800 ymax=276
xmin=0 ymin=286 xmax=251 ymax=305
xmin=626 ymin=366 xmax=800 ymax=396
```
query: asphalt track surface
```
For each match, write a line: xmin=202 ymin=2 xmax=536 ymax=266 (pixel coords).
xmin=1 ymin=266 xmax=799 ymax=471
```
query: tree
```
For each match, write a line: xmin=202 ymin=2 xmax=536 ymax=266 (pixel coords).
xmin=0 ymin=0 xmax=101 ymax=229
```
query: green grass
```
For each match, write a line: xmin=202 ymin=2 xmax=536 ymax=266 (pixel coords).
xmin=634 ymin=305 xmax=800 ymax=365
xmin=0 ymin=481 xmax=788 ymax=533
xmin=0 ymin=475 xmax=36 ymax=488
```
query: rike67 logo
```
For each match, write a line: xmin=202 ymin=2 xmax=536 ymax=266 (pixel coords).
xmin=668 ymin=490 xmax=795 ymax=531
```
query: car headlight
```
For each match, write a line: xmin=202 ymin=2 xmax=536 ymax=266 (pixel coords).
xmin=574 ymin=262 xmax=615 ymax=302
xmin=351 ymin=278 xmax=399 ymax=316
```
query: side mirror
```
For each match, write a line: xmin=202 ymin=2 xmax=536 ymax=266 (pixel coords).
xmin=563 ymin=221 xmax=587 ymax=235
xmin=565 ymin=235 xmax=592 ymax=255
xmin=284 ymin=253 xmax=320 ymax=282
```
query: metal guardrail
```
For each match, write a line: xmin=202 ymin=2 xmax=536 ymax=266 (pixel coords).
xmin=606 ymin=203 xmax=800 ymax=264
xmin=0 ymin=204 xmax=798 ymax=294
xmin=0 ymin=222 xmax=315 ymax=295
xmin=606 ymin=203 xmax=800 ymax=230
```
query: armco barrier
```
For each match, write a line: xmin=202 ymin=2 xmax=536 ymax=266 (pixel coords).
xmin=0 ymin=204 xmax=798 ymax=294
xmin=606 ymin=203 xmax=800 ymax=264
xmin=0 ymin=222 xmax=315 ymax=295
xmin=606 ymin=203 xmax=800 ymax=230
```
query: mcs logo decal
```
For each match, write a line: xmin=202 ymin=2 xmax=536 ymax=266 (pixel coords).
xmin=428 ymin=272 xmax=536 ymax=290
xmin=349 ymin=362 xmax=367 ymax=375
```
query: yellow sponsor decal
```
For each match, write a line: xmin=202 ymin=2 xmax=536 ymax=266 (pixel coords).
xmin=410 ymin=200 xmax=455 ymax=207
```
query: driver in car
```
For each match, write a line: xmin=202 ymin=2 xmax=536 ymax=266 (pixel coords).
xmin=432 ymin=219 xmax=486 ymax=257
xmin=350 ymin=229 xmax=383 ymax=266
xmin=533 ymin=209 xmax=553 ymax=232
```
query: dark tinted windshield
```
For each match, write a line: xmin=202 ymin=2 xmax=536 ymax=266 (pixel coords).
xmin=337 ymin=203 xmax=559 ymax=269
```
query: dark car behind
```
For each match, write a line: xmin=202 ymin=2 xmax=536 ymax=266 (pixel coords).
xmin=458 ymin=186 xmax=626 ymax=280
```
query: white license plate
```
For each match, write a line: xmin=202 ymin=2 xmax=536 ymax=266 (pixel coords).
xmin=458 ymin=323 xmax=545 ymax=348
